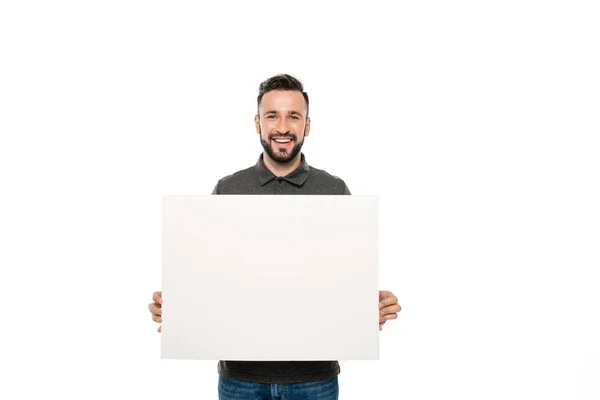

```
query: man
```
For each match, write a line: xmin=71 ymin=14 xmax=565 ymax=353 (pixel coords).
xmin=148 ymin=74 xmax=401 ymax=400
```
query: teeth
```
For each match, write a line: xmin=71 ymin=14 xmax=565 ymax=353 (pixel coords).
xmin=274 ymin=139 xmax=291 ymax=143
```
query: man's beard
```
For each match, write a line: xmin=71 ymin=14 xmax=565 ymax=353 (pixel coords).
xmin=260 ymin=130 xmax=305 ymax=164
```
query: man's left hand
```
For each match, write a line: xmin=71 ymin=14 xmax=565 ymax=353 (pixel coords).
xmin=379 ymin=290 xmax=401 ymax=331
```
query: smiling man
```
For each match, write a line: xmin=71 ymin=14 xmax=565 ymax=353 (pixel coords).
xmin=148 ymin=74 xmax=401 ymax=400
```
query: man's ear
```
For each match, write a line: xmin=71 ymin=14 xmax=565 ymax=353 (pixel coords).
xmin=255 ymin=114 xmax=260 ymax=134
xmin=304 ymin=116 xmax=311 ymax=138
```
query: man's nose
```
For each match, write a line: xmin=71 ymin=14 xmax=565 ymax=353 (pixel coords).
xmin=276 ymin=119 xmax=290 ymax=134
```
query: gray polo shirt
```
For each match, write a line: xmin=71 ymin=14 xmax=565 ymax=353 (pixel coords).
xmin=213 ymin=152 xmax=351 ymax=384
xmin=212 ymin=153 xmax=351 ymax=196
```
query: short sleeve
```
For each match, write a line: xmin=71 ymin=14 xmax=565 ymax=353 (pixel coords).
xmin=343 ymin=182 xmax=351 ymax=195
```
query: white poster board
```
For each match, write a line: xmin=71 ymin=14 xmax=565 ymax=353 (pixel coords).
xmin=161 ymin=195 xmax=379 ymax=360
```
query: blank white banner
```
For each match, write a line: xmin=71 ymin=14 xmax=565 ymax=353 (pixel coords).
xmin=161 ymin=195 xmax=379 ymax=361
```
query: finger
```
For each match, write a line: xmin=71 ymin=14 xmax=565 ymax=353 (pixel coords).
xmin=148 ymin=303 xmax=162 ymax=316
xmin=379 ymin=304 xmax=402 ymax=316
xmin=152 ymin=315 xmax=163 ymax=323
xmin=379 ymin=290 xmax=396 ymax=302
xmin=158 ymin=325 xmax=161 ymax=333
xmin=153 ymin=291 xmax=162 ymax=304
xmin=381 ymin=313 xmax=398 ymax=322
xmin=379 ymin=296 xmax=398 ymax=309
xmin=379 ymin=313 xmax=397 ymax=323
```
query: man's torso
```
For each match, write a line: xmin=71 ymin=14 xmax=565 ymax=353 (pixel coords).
xmin=213 ymin=153 xmax=350 ymax=384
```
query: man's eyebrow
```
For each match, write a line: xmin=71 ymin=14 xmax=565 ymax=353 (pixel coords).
xmin=263 ymin=110 xmax=304 ymax=116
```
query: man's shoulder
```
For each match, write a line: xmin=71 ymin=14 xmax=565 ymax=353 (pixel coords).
xmin=309 ymin=165 xmax=346 ymax=184
xmin=212 ymin=165 xmax=256 ymax=194
xmin=218 ymin=165 xmax=256 ymax=184
xmin=307 ymin=165 xmax=351 ymax=195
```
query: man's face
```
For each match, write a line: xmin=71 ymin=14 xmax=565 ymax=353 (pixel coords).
xmin=255 ymin=90 xmax=310 ymax=164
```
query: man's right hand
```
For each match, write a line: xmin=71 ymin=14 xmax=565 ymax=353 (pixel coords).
xmin=148 ymin=291 xmax=162 ymax=333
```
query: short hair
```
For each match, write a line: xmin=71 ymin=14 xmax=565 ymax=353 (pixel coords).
xmin=257 ymin=74 xmax=309 ymax=117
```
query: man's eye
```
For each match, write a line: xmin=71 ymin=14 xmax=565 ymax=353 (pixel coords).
xmin=266 ymin=115 xmax=276 ymax=119
xmin=290 ymin=116 xmax=299 ymax=120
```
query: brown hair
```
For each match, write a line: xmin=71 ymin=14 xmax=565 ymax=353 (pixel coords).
xmin=257 ymin=74 xmax=309 ymax=117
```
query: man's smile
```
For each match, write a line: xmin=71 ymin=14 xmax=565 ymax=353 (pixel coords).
xmin=271 ymin=136 xmax=294 ymax=147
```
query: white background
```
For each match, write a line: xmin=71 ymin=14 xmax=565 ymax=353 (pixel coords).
xmin=1 ymin=1 xmax=598 ymax=399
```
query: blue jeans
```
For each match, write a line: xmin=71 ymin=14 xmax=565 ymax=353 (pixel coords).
xmin=218 ymin=376 xmax=339 ymax=400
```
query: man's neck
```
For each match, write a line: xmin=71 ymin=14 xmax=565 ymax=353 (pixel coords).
xmin=262 ymin=152 xmax=302 ymax=177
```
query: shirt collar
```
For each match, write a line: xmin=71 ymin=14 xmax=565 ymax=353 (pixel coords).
xmin=255 ymin=152 xmax=310 ymax=186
